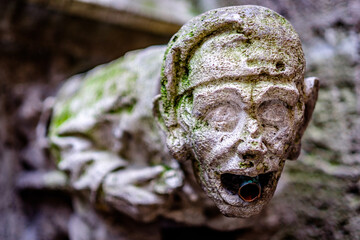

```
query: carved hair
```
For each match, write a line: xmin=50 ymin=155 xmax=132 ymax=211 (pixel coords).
xmin=159 ymin=5 xmax=305 ymax=128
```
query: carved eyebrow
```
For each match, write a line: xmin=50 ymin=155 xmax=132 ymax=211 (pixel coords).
xmin=253 ymin=85 xmax=299 ymax=107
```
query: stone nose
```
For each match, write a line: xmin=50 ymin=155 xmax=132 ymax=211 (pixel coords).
xmin=237 ymin=138 xmax=267 ymax=164
xmin=247 ymin=117 xmax=261 ymax=139
xmin=237 ymin=118 xmax=267 ymax=164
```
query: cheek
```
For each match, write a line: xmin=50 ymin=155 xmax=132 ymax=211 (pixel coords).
xmin=263 ymin=125 xmax=295 ymax=155
xmin=191 ymin=130 xmax=219 ymax=152
xmin=190 ymin=129 xmax=229 ymax=163
xmin=263 ymin=126 xmax=278 ymax=142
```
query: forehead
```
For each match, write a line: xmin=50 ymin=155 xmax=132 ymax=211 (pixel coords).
xmin=184 ymin=32 xmax=298 ymax=94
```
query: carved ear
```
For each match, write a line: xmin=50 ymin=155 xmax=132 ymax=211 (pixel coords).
xmin=153 ymin=95 xmax=190 ymax=162
xmin=288 ymin=77 xmax=320 ymax=160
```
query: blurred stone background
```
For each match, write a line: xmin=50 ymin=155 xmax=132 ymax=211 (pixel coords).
xmin=0 ymin=0 xmax=359 ymax=239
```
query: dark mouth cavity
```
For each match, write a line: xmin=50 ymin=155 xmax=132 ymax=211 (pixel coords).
xmin=220 ymin=172 xmax=273 ymax=202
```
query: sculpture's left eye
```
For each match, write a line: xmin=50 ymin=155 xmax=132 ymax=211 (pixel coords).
xmin=204 ymin=103 xmax=240 ymax=132
xmin=258 ymin=100 xmax=289 ymax=127
xmin=258 ymin=100 xmax=291 ymax=142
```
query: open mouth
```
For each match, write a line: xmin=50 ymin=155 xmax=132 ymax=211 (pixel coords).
xmin=220 ymin=172 xmax=274 ymax=202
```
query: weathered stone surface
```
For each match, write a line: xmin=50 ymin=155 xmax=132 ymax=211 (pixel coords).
xmin=47 ymin=8 xmax=319 ymax=237
xmin=2 ymin=0 xmax=360 ymax=239
xmin=0 ymin=1 xmax=170 ymax=239
xmin=48 ymin=44 xmax=259 ymax=230
xmin=191 ymin=1 xmax=360 ymax=239
xmin=49 ymin=45 xmax=183 ymax=222
xmin=157 ymin=5 xmax=318 ymax=217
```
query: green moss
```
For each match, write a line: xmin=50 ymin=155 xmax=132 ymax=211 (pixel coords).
xmin=50 ymin=56 xmax=140 ymax=137
xmin=246 ymin=59 xmax=262 ymax=67
xmin=49 ymin=142 xmax=62 ymax=163
xmin=160 ymin=84 xmax=167 ymax=98
xmin=181 ymin=73 xmax=190 ymax=88
xmin=263 ymin=163 xmax=269 ymax=172
xmin=193 ymin=118 xmax=209 ymax=131
xmin=175 ymin=93 xmax=192 ymax=111
xmin=239 ymin=162 xmax=254 ymax=169
xmin=51 ymin=103 xmax=72 ymax=129
xmin=76 ymin=58 xmax=135 ymax=107
xmin=161 ymin=164 xmax=172 ymax=171
xmin=81 ymin=62 xmax=124 ymax=101
xmin=276 ymin=15 xmax=288 ymax=25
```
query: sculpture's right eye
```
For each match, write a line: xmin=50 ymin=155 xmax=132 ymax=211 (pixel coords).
xmin=203 ymin=103 xmax=240 ymax=132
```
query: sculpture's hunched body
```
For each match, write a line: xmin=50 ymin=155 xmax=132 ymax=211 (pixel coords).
xmin=49 ymin=5 xmax=319 ymax=225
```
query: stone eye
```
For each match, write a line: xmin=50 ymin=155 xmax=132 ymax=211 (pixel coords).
xmin=204 ymin=103 xmax=240 ymax=132
xmin=258 ymin=100 xmax=289 ymax=127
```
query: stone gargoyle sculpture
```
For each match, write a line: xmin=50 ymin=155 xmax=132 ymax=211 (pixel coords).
xmin=49 ymin=5 xmax=319 ymax=223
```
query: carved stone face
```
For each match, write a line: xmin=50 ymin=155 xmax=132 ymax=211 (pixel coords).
xmin=158 ymin=5 xmax=319 ymax=218
xmin=176 ymin=34 xmax=306 ymax=217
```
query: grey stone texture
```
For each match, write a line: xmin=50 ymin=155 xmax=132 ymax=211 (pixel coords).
xmin=1 ymin=0 xmax=360 ymax=240
xmin=157 ymin=5 xmax=318 ymax=217
xmin=48 ymin=45 xmax=257 ymax=232
xmin=48 ymin=5 xmax=319 ymax=224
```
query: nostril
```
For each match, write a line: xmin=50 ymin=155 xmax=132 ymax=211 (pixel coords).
xmin=243 ymin=153 xmax=257 ymax=161
xmin=250 ymin=130 xmax=261 ymax=139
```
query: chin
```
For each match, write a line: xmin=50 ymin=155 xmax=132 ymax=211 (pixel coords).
xmin=199 ymin=164 xmax=284 ymax=218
